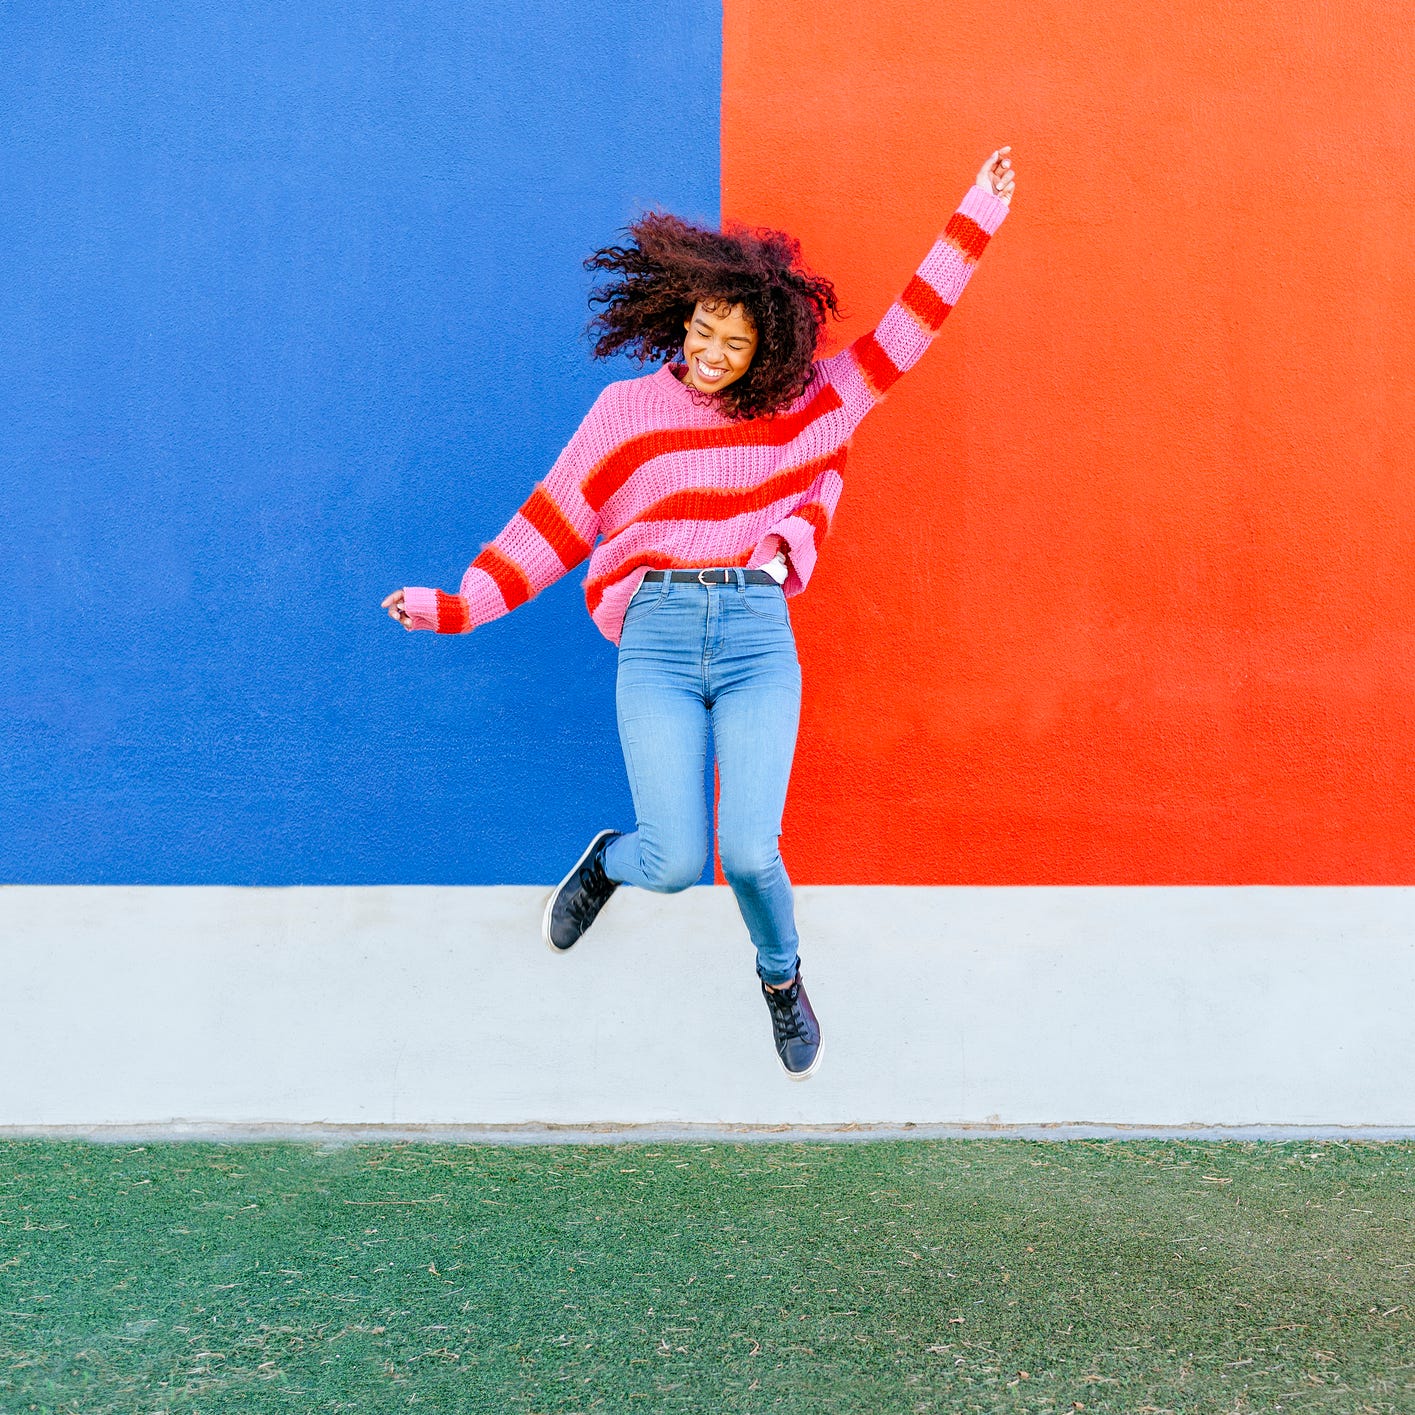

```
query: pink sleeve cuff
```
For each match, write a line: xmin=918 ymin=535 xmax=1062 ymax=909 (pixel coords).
xmin=401 ymin=586 xmax=440 ymax=632
xmin=959 ymin=182 xmax=1010 ymax=235
xmin=765 ymin=516 xmax=820 ymax=597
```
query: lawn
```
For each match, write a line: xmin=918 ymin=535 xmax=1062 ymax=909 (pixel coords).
xmin=1 ymin=1139 xmax=1411 ymax=1412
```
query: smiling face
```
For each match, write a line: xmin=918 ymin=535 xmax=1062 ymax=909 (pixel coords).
xmin=681 ymin=300 xmax=758 ymax=395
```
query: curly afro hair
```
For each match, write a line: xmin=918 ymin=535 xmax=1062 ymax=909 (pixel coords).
xmin=583 ymin=210 xmax=841 ymax=422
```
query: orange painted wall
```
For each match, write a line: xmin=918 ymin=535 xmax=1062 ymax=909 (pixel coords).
xmin=723 ymin=0 xmax=1415 ymax=884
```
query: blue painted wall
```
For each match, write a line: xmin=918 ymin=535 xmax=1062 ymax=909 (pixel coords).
xmin=1 ymin=1 xmax=722 ymax=883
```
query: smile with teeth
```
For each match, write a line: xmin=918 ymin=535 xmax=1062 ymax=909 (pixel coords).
xmin=696 ymin=359 xmax=726 ymax=381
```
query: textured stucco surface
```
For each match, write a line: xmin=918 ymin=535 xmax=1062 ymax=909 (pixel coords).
xmin=1 ymin=1 xmax=721 ymax=884
xmin=724 ymin=0 xmax=1415 ymax=882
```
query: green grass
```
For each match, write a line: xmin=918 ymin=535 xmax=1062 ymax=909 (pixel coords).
xmin=1 ymin=1140 xmax=1412 ymax=1413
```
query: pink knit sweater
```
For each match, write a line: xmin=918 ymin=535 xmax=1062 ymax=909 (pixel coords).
xmin=402 ymin=182 xmax=1009 ymax=645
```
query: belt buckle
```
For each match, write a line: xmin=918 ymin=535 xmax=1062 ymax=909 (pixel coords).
xmin=697 ymin=568 xmax=716 ymax=587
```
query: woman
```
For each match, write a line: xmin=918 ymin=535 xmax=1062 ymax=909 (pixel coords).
xmin=384 ymin=147 xmax=1016 ymax=1081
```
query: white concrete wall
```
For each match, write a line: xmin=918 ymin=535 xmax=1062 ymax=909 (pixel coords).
xmin=3 ymin=885 xmax=1412 ymax=1128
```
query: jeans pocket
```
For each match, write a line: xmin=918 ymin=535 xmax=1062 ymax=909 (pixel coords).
xmin=623 ymin=581 xmax=668 ymax=625
xmin=739 ymin=584 xmax=789 ymax=623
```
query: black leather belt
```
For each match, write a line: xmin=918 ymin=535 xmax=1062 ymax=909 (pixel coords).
xmin=643 ymin=568 xmax=779 ymax=585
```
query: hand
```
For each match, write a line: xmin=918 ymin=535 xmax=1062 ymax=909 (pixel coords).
xmin=382 ymin=589 xmax=413 ymax=629
xmin=976 ymin=146 xmax=1015 ymax=205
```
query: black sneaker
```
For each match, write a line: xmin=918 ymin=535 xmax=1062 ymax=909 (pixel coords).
xmin=542 ymin=829 xmax=623 ymax=953
xmin=760 ymin=969 xmax=823 ymax=1080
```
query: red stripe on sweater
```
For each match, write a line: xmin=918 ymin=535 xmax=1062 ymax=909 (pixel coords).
xmin=435 ymin=590 xmax=470 ymax=634
xmin=850 ymin=331 xmax=903 ymax=397
xmin=625 ymin=450 xmax=846 ymax=529
xmin=581 ymin=380 xmax=843 ymax=512
xmin=943 ymin=210 xmax=990 ymax=262
xmin=585 ymin=549 xmax=755 ymax=617
xmin=473 ymin=545 xmax=532 ymax=612
xmin=521 ymin=485 xmax=591 ymax=570
xmin=900 ymin=274 xmax=954 ymax=334
xmin=796 ymin=500 xmax=831 ymax=550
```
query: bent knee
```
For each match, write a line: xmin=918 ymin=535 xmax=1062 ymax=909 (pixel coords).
xmin=640 ymin=851 xmax=707 ymax=893
xmin=719 ymin=840 xmax=784 ymax=888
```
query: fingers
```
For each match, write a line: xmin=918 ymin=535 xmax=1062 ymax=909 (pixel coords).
xmin=986 ymin=147 xmax=1015 ymax=202
xmin=979 ymin=146 xmax=1015 ymax=201
xmin=382 ymin=589 xmax=413 ymax=628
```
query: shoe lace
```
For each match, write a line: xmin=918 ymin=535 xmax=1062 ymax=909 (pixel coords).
xmin=767 ymin=981 xmax=810 ymax=1042
xmin=566 ymin=850 xmax=615 ymax=929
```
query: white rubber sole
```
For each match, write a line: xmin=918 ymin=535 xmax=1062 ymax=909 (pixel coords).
xmin=542 ymin=829 xmax=619 ymax=954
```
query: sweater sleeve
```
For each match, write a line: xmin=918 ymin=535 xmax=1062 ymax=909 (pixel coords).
xmin=401 ymin=390 xmax=610 ymax=633
xmin=816 ymin=182 xmax=1009 ymax=427
xmin=748 ymin=459 xmax=845 ymax=598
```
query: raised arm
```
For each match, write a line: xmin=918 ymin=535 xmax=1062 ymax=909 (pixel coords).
xmin=818 ymin=150 xmax=1013 ymax=425
xmin=395 ymin=388 xmax=612 ymax=634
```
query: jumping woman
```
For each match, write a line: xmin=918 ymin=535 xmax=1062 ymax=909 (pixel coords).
xmin=384 ymin=147 xmax=1016 ymax=1081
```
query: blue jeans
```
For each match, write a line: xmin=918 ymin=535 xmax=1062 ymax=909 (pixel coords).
xmin=601 ymin=571 xmax=803 ymax=987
